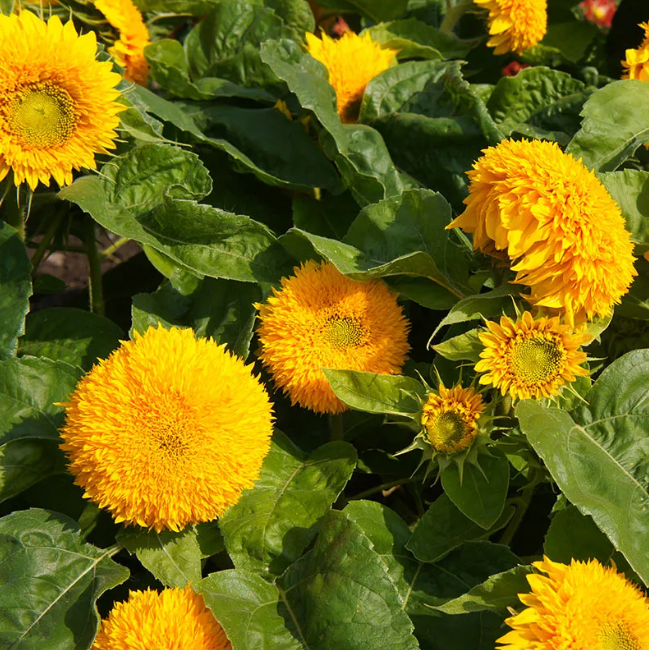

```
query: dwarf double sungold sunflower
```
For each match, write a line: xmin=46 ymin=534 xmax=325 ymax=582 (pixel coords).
xmin=256 ymin=261 xmax=410 ymax=415
xmin=60 ymin=326 xmax=274 ymax=532
xmin=498 ymin=557 xmax=649 ymax=650
xmin=475 ymin=311 xmax=590 ymax=400
xmin=0 ymin=10 xmax=124 ymax=190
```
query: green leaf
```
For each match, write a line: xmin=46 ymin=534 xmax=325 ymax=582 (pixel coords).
xmin=324 ymin=370 xmax=426 ymax=417
xmin=260 ymin=39 xmax=404 ymax=206
xmin=365 ymin=18 xmax=475 ymax=61
xmin=278 ymin=510 xmax=420 ymax=650
xmin=567 ymin=80 xmax=649 ymax=171
xmin=116 ymin=526 xmax=202 ymax=588
xmin=60 ymin=144 xmax=293 ymax=284
xmin=134 ymin=0 xmax=216 ymax=12
xmin=441 ymin=449 xmax=510 ymax=529
xmin=219 ymin=431 xmax=357 ymax=576
xmin=18 ymin=308 xmax=123 ymax=371
xmin=314 ymin=0 xmax=408 ymax=22
xmin=407 ymin=494 xmax=514 ymax=563
xmin=265 ymin=0 xmax=315 ymax=32
xmin=132 ymin=283 xmax=192 ymax=334
xmin=413 ymin=612 xmax=505 ymax=650
xmin=428 ymin=565 xmax=532 ymax=615
xmin=0 ymin=358 xmax=82 ymax=501
xmin=433 ymin=328 xmax=483 ymax=362
xmin=599 ymin=169 xmax=649 ymax=245
xmin=0 ymin=508 xmax=128 ymax=650
xmin=0 ymin=0 xmax=15 ymax=15
xmin=292 ymin=192 xmax=358 ymax=240
xmin=540 ymin=21 xmax=599 ymax=64
xmin=199 ymin=569 xmax=302 ymax=650
xmin=517 ymin=349 xmax=649 ymax=585
xmin=0 ymin=222 xmax=32 ymax=360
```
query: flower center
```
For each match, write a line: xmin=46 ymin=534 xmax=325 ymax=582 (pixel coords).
xmin=511 ymin=336 xmax=564 ymax=385
xmin=146 ymin=410 xmax=193 ymax=461
xmin=599 ymin=622 xmax=641 ymax=650
xmin=7 ymin=82 xmax=77 ymax=148
xmin=323 ymin=315 xmax=365 ymax=349
xmin=426 ymin=411 xmax=471 ymax=452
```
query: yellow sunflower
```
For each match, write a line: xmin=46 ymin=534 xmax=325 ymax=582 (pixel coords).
xmin=305 ymin=31 xmax=398 ymax=123
xmin=0 ymin=10 xmax=123 ymax=190
xmin=475 ymin=311 xmax=590 ymax=400
xmin=447 ymin=139 xmax=637 ymax=326
xmin=421 ymin=384 xmax=485 ymax=454
xmin=92 ymin=586 xmax=232 ymax=650
xmin=256 ymin=260 xmax=410 ymax=415
xmin=95 ymin=0 xmax=151 ymax=85
xmin=60 ymin=326 xmax=274 ymax=532
xmin=498 ymin=557 xmax=649 ymax=650
xmin=475 ymin=0 xmax=548 ymax=55
xmin=623 ymin=22 xmax=649 ymax=81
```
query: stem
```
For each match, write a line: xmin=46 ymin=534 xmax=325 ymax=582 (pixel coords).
xmin=83 ymin=218 xmax=105 ymax=316
xmin=31 ymin=211 xmax=64 ymax=272
xmin=500 ymin=470 xmax=539 ymax=547
xmin=101 ymin=236 xmax=130 ymax=258
xmin=329 ymin=413 xmax=344 ymax=441
xmin=350 ymin=478 xmax=414 ymax=501
xmin=440 ymin=0 xmax=474 ymax=33
xmin=2 ymin=183 xmax=25 ymax=241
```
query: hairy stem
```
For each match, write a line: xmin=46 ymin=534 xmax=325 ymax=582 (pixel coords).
xmin=440 ymin=0 xmax=474 ymax=34
xmin=31 ymin=211 xmax=64 ymax=272
xmin=329 ymin=413 xmax=344 ymax=441
xmin=83 ymin=218 xmax=105 ymax=316
xmin=499 ymin=469 xmax=539 ymax=547
xmin=350 ymin=478 xmax=414 ymax=501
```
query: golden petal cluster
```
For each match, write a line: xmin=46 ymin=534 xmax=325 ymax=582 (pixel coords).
xmin=448 ymin=139 xmax=637 ymax=326
xmin=92 ymin=586 xmax=232 ymax=650
xmin=475 ymin=311 xmax=590 ymax=400
xmin=256 ymin=260 xmax=410 ymax=415
xmin=305 ymin=31 xmax=398 ymax=123
xmin=0 ymin=10 xmax=123 ymax=189
xmin=622 ymin=22 xmax=649 ymax=81
xmin=421 ymin=384 xmax=485 ymax=454
xmin=498 ymin=557 xmax=649 ymax=650
xmin=95 ymin=0 xmax=151 ymax=85
xmin=60 ymin=326 xmax=274 ymax=532
xmin=475 ymin=0 xmax=548 ymax=55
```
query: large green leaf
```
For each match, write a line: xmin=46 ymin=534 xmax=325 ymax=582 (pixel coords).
xmin=413 ymin=612 xmax=505 ymax=650
xmin=278 ymin=510 xmax=420 ymax=650
xmin=260 ymin=39 xmax=405 ymax=206
xmin=219 ymin=432 xmax=357 ymax=576
xmin=314 ymin=0 xmax=408 ymax=21
xmin=0 ymin=358 xmax=82 ymax=502
xmin=599 ymin=169 xmax=649 ymax=245
xmin=0 ymin=222 xmax=32 ymax=361
xmin=116 ymin=526 xmax=202 ymax=588
xmin=59 ymin=144 xmax=293 ymax=285
xmin=566 ymin=80 xmax=649 ymax=171
xmin=18 ymin=308 xmax=123 ymax=371
xmin=440 ymin=449 xmax=510 ymax=529
xmin=199 ymin=570 xmax=302 ymax=650
xmin=517 ymin=349 xmax=649 ymax=585
xmin=324 ymin=370 xmax=426 ymax=417
xmin=0 ymin=509 xmax=128 ymax=650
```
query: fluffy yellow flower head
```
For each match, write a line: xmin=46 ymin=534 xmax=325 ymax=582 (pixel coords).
xmin=622 ymin=22 xmax=649 ymax=81
xmin=60 ymin=326 xmax=274 ymax=532
xmin=421 ymin=384 xmax=485 ymax=454
xmin=475 ymin=311 xmax=590 ymax=400
xmin=448 ymin=139 xmax=637 ymax=326
xmin=305 ymin=31 xmax=398 ymax=123
xmin=498 ymin=557 xmax=649 ymax=650
xmin=256 ymin=260 xmax=410 ymax=414
xmin=0 ymin=10 xmax=123 ymax=189
xmin=475 ymin=0 xmax=548 ymax=55
xmin=96 ymin=0 xmax=151 ymax=85
xmin=92 ymin=587 xmax=232 ymax=650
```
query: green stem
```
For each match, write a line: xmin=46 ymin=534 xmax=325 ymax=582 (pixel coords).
xmin=83 ymin=218 xmax=105 ymax=316
xmin=101 ymin=236 xmax=130 ymax=258
xmin=500 ymin=470 xmax=539 ymax=547
xmin=329 ymin=413 xmax=344 ymax=441
xmin=350 ymin=478 xmax=414 ymax=501
xmin=31 ymin=211 xmax=64 ymax=272
xmin=2 ymin=183 xmax=25 ymax=241
xmin=440 ymin=0 xmax=474 ymax=33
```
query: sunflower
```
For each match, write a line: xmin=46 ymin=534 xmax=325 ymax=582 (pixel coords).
xmin=498 ymin=557 xmax=649 ymax=650
xmin=447 ymin=139 xmax=637 ymax=326
xmin=0 ymin=11 xmax=123 ymax=190
xmin=92 ymin=586 xmax=232 ymax=650
xmin=475 ymin=311 xmax=590 ymax=400
xmin=60 ymin=326 xmax=274 ymax=532
xmin=623 ymin=22 xmax=649 ymax=81
xmin=305 ymin=31 xmax=398 ymax=123
xmin=95 ymin=0 xmax=151 ymax=85
xmin=421 ymin=384 xmax=485 ymax=454
xmin=475 ymin=0 xmax=548 ymax=55
xmin=256 ymin=260 xmax=410 ymax=414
